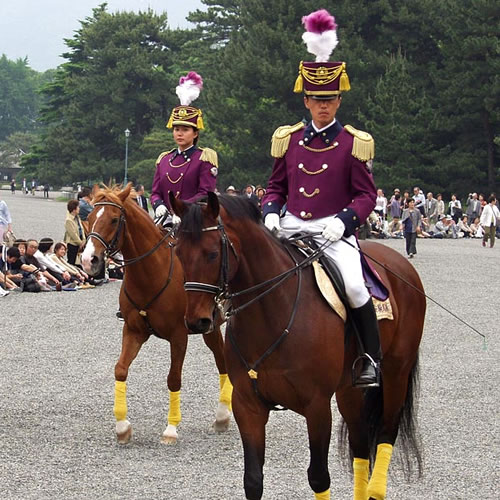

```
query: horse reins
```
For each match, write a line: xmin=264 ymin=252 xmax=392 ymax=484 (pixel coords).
xmin=87 ymin=200 xmax=176 ymax=337
xmin=182 ymin=216 xmax=331 ymax=411
xmin=87 ymin=201 xmax=175 ymax=268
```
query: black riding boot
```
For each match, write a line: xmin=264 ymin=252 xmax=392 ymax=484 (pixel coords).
xmin=351 ymin=299 xmax=382 ymax=388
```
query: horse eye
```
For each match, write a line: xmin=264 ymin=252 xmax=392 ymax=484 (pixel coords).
xmin=207 ymin=251 xmax=219 ymax=261
xmin=111 ymin=217 xmax=119 ymax=224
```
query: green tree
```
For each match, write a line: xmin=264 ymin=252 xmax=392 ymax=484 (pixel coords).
xmin=0 ymin=56 xmax=40 ymax=140
xmin=22 ymin=4 xmax=176 ymax=186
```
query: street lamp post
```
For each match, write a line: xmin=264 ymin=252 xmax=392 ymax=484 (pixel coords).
xmin=124 ymin=128 xmax=130 ymax=185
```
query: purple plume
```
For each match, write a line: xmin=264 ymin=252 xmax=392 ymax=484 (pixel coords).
xmin=179 ymin=71 xmax=203 ymax=89
xmin=302 ymin=9 xmax=337 ymax=34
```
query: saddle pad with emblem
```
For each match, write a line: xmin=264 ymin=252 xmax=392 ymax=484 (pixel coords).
xmin=312 ymin=261 xmax=393 ymax=322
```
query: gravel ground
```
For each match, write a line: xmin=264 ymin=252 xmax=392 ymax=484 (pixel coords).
xmin=1 ymin=193 xmax=499 ymax=499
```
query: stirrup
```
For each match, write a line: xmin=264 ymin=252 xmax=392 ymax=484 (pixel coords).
xmin=352 ymin=354 xmax=380 ymax=388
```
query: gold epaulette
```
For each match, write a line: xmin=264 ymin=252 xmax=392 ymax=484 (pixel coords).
xmin=155 ymin=149 xmax=175 ymax=166
xmin=344 ymin=125 xmax=375 ymax=162
xmin=270 ymin=122 xmax=305 ymax=158
xmin=199 ymin=147 xmax=218 ymax=167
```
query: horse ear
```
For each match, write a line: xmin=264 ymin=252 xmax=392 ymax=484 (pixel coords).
xmin=118 ymin=183 xmax=132 ymax=202
xmin=169 ymin=191 xmax=187 ymax=217
xmin=206 ymin=191 xmax=220 ymax=219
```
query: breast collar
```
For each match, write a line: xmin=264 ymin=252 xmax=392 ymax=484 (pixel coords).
xmin=303 ymin=120 xmax=343 ymax=145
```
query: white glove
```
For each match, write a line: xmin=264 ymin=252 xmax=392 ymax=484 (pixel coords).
xmin=322 ymin=217 xmax=345 ymax=242
xmin=155 ymin=204 xmax=167 ymax=218
xmin=264 ymin=213 xmax=280 ymax=232
xmin=172 ymin=214 xmax=181 ymax=225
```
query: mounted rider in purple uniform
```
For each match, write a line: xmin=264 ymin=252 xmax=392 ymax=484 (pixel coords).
xmin=261 ymin=10 xmax=381 ymax=388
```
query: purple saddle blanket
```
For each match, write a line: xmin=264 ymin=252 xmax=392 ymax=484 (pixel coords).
xmin=360 ymin=253 xmax=389 ymax=301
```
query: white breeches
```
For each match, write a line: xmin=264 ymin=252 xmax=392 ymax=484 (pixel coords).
xmin=281 ymin=212 xmax=370 ymax=308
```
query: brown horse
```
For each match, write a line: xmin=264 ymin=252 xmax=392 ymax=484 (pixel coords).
xmin=81 ymin=185 xmax=233 ymax=444
xmin=171 ymin=192 xmax=425 ymax=500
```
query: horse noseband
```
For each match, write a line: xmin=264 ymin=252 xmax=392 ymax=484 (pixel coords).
xmin=86 ymin=201 xmax=126 ymax=257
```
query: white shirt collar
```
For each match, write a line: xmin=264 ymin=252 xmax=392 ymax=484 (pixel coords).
xmin=312 ymin=118 xmax=336 ymax=133
xmin=177 ymin=144 xmax=195 ymax=154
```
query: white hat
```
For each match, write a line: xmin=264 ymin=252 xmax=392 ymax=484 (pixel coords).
xmin=226 ymin=185 xmax=236 ymax=192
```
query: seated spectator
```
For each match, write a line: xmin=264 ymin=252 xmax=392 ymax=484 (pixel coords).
xmin=37 ymin=237 xmax=76 ymax=286
xmin=418 ymin=217 xmax=432 ymax=238
xmin=434 ymin=215 xmax=458 ymax=239
xmin=0 ymin=245 xmax=21 ymax=290
xmin=51 ymin=242 xmax=94 ymax=287
xmin=457 ymin=216 xmax=472 ymax=238
xmin=22 ymin=239 xmax=62 ymax=289
xmin=389 ymin=219 xmax=403 ymax=238
xmin=470 ymin=217 xmax=483 ymax=238
xmin=64 ymin=199 xmax=86 ymax=266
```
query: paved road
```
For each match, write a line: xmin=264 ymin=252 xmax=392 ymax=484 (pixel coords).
xmin=1 ymin=194 xmax=499 ymax=499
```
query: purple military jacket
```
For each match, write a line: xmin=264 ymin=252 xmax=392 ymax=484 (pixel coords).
xmin=262 ymin=120 xmax=376 ymax=236
xmin=151 ymin=146 xmax=218 ymax=210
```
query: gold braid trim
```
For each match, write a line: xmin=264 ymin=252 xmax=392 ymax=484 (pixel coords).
xmin=271 ymin=122 xmax=305 ymax=158
xmin=344 ymin=125 xmax=375 ymax=162
xmin=200 ymin=147 xmax=218 ymax=167
xmin=156 ymin=149 xmax=175 ymax=166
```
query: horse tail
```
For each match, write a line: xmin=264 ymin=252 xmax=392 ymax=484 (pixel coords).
xmin=337 ymin=353 xmax=423 ymax=478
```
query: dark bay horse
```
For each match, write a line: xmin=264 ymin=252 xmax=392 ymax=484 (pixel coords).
xmin=171 ymin=192 xmax=425 ymax=500
xmin=81 ymin=185 xmax=233 ymax=444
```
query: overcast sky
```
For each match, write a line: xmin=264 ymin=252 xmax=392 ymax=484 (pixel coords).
xmin=0 ymin=0 xmax=204 ymax=71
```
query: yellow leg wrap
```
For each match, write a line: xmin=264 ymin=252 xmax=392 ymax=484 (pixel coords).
xmin=314 ymin=489 xmax=330 ymax=499
xmin=113 ymin=380 xmax=128 ymax=421
xmin=168 ymin=390 xmax=181 ymax=427
xmin=353 ymin=458 xmax=369 ymax=500
xmin=367 ymin=443 xmax=393 ymax=500
xmin=219 ymin=374 xmax=233 ymax=411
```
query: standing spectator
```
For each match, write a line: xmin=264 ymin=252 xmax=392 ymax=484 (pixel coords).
xmin=10 ymin=179 xmax=16 ymax=195
xmin=22 ymin=177 xmax=27 ymax=194
xmin=255 ymin=187 xmax=266 ymax=208
xmin=436 ymin=193 xmax=445 ymax=220
xmin=448 ymin=194 xmax=462 ymax=222
xmin=375 ymin=189 xmax=387 ymax=220
xmin=466 ymin=193 xmax=481 ymax=221
xmin=43 ymin=183 xmax=50 ymax=198
xmin=135 ymin=184 xmax=149 ymax=212
xmin=64 ymin=199 xmax=86 ymax=265
xmin=401 ymin=190 xmax=411 ymax=210
xmin=226 ymin=185 xmax=237 ymax=196
xmin=242 ymin=184 xmax=259 ymax=204
xmin=478 ymin=193 xmax=487 ymax=214
xmin=480 ymin=195 xmax=500 ymax=248
xmin=389 ymin=193 xmax=401 ymax=224
xmin=389 ymin=188 xmax=400 ymax=203
xmin=0 ymin=194 xmax=13 ymax=244
xmin=31 ymin=179 xmax=36 ymax=196
xmin=424 ymin=192 xmax=438 ymax=227
xmin=78 ymin=187 xmax=94 ymax=222
xmin=401 ymin=199 xmax=422 ymax=258
xmin=412 ymin=187 xmax=425 ymax=216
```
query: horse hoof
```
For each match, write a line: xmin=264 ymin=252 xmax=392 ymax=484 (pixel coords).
xmin=212 ymin=416 xmax=231 ymax=433
xmin=161 ymin=424 xmax=178 ymax=445
xmin=116 ymin=420 xmax=132 ymax=444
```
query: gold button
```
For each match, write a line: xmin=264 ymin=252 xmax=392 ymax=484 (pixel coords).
xmin=322 ymin=164 xmax=328 ymax=169
xmin=310 ymin=132 xmax=314 ymax=136
xmin=322 ymin=132 xmax=326 ymax=136
xmin=299 ymin=140 xmax=304 ymax=146
xmin=325 ymin=139 xmax=330 ymax=143
xmin=298 ymin=163 xmax=304 ymax=169
xmin=299 ymin=187 xmax=304 ymax=192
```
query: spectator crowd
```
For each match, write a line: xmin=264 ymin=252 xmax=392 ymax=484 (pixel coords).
xmin=1 ymin=183 xmax=499 ymax=297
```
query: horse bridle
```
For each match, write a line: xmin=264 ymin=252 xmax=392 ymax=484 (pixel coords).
xmin=86 ymin=202 xmax=127 ymax=258
xmin=183 ymin=215 xmax=238 ymax=308
xmin=86 ymin=201 xmax=174 ymax=267
xmin=182 ymin=215 xmax=328 ymax=320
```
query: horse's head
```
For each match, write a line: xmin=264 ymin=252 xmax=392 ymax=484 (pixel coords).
xmin=170 ymin=191 xmax=243 ymax=334
xmin=81 ymin=184 xmax=132 ymax=275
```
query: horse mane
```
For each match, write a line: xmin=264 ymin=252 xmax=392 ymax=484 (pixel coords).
xmin=93 ymin=184 xmax=160 ymax=232
xmin=180 ymin=194 xmax=262 ymax=241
